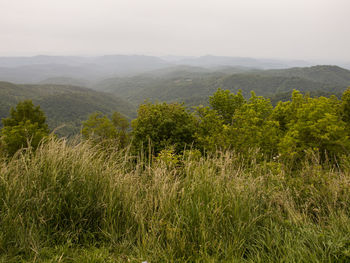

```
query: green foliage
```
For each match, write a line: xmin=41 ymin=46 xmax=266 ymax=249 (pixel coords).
xmin=194 ymin=106 xmax=225 ymax=152
xmin=196 ymin=89 xmax=279 ymax=156
xmin=0 ymin=81 xmax=136 ymax=137
xmin=81 ymin=111 xmax=129 ymax=148
xmin=2 ymin=100 xmax=48 ymax=128
xmin=195 ymin=88 xmax=350 ymax=162
xmin=341 ymin=87 xmax=350 ymax=124
xmin=0 ymin=100 xmax=49 ymax=156
xmin=209 ymin=88 xmax=245 ymax=124
xmin=131 ymin=102 xmax=196 ymax=154
xmin=224 ymin=92 xmax=280 ymax=156
xmin=154 ymin=146 xmax=180 ymax=168
xmin=276 ymin=91 xmax=350 ymax=161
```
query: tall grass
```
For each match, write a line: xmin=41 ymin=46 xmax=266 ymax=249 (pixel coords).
xmin=1 ymin=138 xmax=350 ymax=262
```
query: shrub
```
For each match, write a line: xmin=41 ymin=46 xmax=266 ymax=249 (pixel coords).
xmin=131 ymin=102 xmax=196 ymax=154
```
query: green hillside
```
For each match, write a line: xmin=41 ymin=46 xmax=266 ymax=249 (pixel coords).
xmin=0 ymin=82 xmax=136 ymax=136
xmin=39 ymin=76 xmax=89 ymax=87
xmin=264 ymin=65 xmax=350 ymax=86
xmin=219 ymin=73 xmax=343 ymax=97
xmin=95 ymin=65 xmax=349 ymax=105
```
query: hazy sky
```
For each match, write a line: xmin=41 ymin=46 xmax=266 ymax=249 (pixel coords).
xmin=0 ymin=0 xmax=349 ymax=60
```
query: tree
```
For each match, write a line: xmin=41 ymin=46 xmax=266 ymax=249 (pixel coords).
xmin=81 ymin=112 xmax=129 ymax=148
xmin=277 ymin=92 xmax=349 ymax=161
xmin=341 ymin=87 xmax=350 ymax=124
xmin=0 ymin=100 xmax=49 ymax=156
xmin=194 ymin=106 xmax=225 ymax=152
xmin=224 ymin=92 xmax=279 ymax=156
xmin=198 ymin=90 xmax=279 ymax=156
xmin=209 ymin=88 xmax=246 ymax=124
xmin=131 ymin=102 xmax=196 ymax=154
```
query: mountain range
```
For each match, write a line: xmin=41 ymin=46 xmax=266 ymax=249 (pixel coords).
xmin=0 ymin=55 xmax=318 ymax=85
xmin=1 ymin=55 xmax=350 ymax=137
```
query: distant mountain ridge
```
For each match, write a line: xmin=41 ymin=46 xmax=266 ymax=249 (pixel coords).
xmin=0 ymin=55 xmax=317 ymax=85
xmin=95 ymin=65 xmax=350 ymax=106
xmin=170 ymin=55 xmax=311 ymax=69
xmin=1 ymin=64 xmax=350 ymax=137
xmin=0 ymin=55 xmax=170 ymax=84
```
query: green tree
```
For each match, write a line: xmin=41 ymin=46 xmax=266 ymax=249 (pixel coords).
xmin=81 ymin=112 xmax=129 ymax=148
xmin=209 ymin=88 xmax=246 ymax=124
xmin=341 ymin=87 xmax=350 ymax=124
xmin=194 ymin=106 xmax=225 ymax=152
xmin=277 ymin=92 xmax=349 ymax=161
xmin=195 ymin=90 xmax=279 ymax=156
xmin=0 ymin=100 xmax=49 ymax=156
xmin=224 ymin=92 xmax=279 ymax=156
xmin=131 ymin=102 xmax=196 ymax=154
xmin=272 ymin=90 xmax=307 ymax=133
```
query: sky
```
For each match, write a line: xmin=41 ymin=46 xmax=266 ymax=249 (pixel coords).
xmin=0 ymin=0 xmax=349 ymax=61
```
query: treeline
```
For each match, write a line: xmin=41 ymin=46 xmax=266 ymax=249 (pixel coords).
xmin=1 ymin=88 xmax=350 ymax=166
xmin=71 ymin=87 xmax=350 ymax=165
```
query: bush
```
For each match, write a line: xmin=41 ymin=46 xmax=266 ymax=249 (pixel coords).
xmin=81 ymin=111 xmax=129 ymax=148
xmin=131 ymin=102 xmax=196 ymax=154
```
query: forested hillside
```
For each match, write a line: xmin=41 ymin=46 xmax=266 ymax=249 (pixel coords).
xmin=96 ymin=65 xmax=350 ymax=105
xmin=263 ymin=65 xmax=350 ymax=86
xmin=0 ymin=82 xmax=136 ymax=136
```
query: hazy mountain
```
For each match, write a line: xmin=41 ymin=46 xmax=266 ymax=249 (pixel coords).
xmin=96 ymin=65 xmax=350 ymax=105
xmin=0 ymin=55 xmax=85 ymax=67
xmin=0 ymin=64 xmax=104 ymax=84
xmin=263 ymin=65 xmax=350 ymax=86
xmin=0 ymin=55 xmax=170 ymax=84
xmin=0 ymin=55 xmax=312 ymax=85
xmin=0 ymin=82 xmax=136 ymax=136
xmin=172 ymin=55 xmax=311 ymax=69
xmin=39 ymin=77 xmax=89 ymax=87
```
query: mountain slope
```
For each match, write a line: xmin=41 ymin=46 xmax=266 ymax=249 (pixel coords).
xmin=263 ymin=65 xmax=350 ymax=86
xmin=96 ymin=65 xmax=349 ymax=105
xmin=0 ymin=82 xmax=136 ymax=136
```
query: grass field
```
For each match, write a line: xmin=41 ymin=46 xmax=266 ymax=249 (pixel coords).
xmin=1 ymin=138 xmax=350 ymax=262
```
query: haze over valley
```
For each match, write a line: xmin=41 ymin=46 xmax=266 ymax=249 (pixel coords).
xmin=1 ymin=0 xmax=349 ymax=135
xmin=1 ymin=53 xmax=350 ymax=136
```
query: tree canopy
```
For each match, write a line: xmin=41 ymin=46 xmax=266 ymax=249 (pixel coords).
xmin=131 ymin=102 xmax=196 ymax=154
xmin=0 ymin=100 xmax=49 ymax=156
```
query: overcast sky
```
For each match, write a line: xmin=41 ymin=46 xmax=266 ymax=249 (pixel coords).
xmin=0 ymin=0 xmax=349 ymax=61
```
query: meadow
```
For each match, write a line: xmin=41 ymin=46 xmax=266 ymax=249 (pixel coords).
xmin=1 ymin=138 xmax=350 ymax=262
